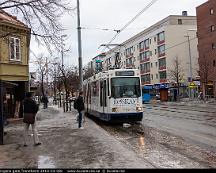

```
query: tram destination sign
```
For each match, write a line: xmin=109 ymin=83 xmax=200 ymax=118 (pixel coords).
xmin=115 ymin=71 xmax=135 ymax=76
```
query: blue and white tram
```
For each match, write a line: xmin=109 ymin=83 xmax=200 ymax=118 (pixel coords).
xmin=83 ymin=69 xmax=143 ymax=123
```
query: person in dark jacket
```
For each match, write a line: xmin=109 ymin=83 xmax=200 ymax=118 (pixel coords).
xmin=23 ymin=92 xmax=41 ymax=147
xmin=41 ymin=95 xmax=48 ymax=109
xmin=75 ymin=91 xmax=85 ymax=129
xmin=3 ymin=95 xmax=8 ymax=135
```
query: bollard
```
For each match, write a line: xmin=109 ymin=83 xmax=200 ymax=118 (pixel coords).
xmin=63 ymin=102 xmax=65 ymax=112
xmin=69 ymin=102 xmax=71 ymax=111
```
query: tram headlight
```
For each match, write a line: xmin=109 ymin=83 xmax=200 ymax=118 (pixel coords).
xmin=136 ymin=106 xmax=143 ymax=112
xmin=112 ymin=108 xmax=118 ymax=112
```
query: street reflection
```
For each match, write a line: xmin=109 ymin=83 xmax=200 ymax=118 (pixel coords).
xmin=138 ymin=136 xmax=145 ymax=151
xmin=38 ymin=156 xmax=56 ymax=168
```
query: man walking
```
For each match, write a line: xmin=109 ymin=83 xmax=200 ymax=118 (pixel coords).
xmin=23 ymin=92 xmax=41 ymax=146
xmin=74 ymin=91 xmax=85 ymax=129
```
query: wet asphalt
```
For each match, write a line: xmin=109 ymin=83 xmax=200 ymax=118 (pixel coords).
xmin=1 ymin=101 xmax=216 ymax=168
xmin=0 ymin=105 xmax=152 ymax=169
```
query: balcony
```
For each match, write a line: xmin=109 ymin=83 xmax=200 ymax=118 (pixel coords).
xmin=159 ymin=66 xmax=166 ymax=71
xmin=139 ymin=48 xmax=145 ymax=52
xmin=140 ymin=57 xmax=150 ymax=63
xmin=126 ymin=64 xmax=134 ymax=68
xmin=158 ymin=52 xmax=165 ymax=58
xmin=126 ymin=53 xmax=133 ymax=58
xmin=158 ymin=40 xmax=165 ymax=45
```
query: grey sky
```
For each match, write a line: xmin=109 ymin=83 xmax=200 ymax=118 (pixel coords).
xmin=30 ymin=0 xmax=207 ymax=71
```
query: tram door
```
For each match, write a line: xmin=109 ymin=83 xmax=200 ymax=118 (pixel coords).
xmin=100 ymin=80 xmax=107 ymax=113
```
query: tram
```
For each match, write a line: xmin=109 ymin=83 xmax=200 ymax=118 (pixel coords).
xmin=83 ymin=69 xmax=143 ymax=123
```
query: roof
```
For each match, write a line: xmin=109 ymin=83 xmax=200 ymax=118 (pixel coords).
xmin=0 ymin=10 xmax=28 ymax=28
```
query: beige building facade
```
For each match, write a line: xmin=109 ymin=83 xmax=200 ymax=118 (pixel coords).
xmin=103 ymin=14 xmax=199 ymax=99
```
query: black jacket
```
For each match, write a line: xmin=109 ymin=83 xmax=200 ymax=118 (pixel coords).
xmin=76 ymin=96 xmax=85 ymax=112
xmin=23 ymin=98 xmax=39 ymax=114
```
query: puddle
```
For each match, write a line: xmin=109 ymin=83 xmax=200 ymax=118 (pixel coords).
xmin=123 ymin=123 xmax=131 ymax=128
xmin=38 ymin=156 xmax=56 ymax=168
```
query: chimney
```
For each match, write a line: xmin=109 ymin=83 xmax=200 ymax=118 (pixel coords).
xmin=182 ymin=11 xmax=188 ymax=16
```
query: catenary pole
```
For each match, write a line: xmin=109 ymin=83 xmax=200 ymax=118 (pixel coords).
xmin=77 ymin=0 xmax=83 ymax=90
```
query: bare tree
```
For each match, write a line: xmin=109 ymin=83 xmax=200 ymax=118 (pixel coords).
xmin=168 ymin=56 xmax=184 ymax=101
xmin=199 ymin=56 xmax=210 ymax=98
xmin=35 ymin=55 xmax=49 ymax=97
xmin=0 ymin=0 xmax=75 ymax=51
xmin=83 ymin=66 xmax=94 ymax=80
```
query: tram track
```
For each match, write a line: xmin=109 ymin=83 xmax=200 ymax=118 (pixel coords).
xmin=87 ymin=114 xmax=216 ymax=168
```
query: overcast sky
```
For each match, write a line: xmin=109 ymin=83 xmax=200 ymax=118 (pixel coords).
xmin=30 ymin=0 xmax=207 ymax=71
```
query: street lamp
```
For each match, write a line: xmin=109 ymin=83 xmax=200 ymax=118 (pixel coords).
xmin=77 ymin=0 xmax=83 ymax=90
xmin=52 ymin=62 xmax=58 ymax=105
xmin=184 ymin=35 xmax=193 ymax=82
xmin=184 ymin=29 xmax=197 ymax=99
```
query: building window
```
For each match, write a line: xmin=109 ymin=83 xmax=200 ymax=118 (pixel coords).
xmin=178 ymin=19 xmax=182 ymax=25
xmin=9 ymin=37 xmax=21 ymax=61
xmin=210 ymin=9 xmax=214 ymax=15
xmin=159 ymin=71 xmax=167 ymax=80
xmin=126 ymin=46 xmax=133 ymax=57
xmin=144 ymin=39 xmax=149 ymax=49
xmin=156 ymin=74 xmax=158 ymax=79
xmin=151 ymin=63 xmax=153 ymax=68
xmin=155 ymin=62 xmax=158 ymax=67
xmin=157 ymin=31 xmax=165 ymax=44
xmin=211 ymin=25 xmax=215 ymax=32
xmin=140 ymin=63 xmax=150 ymax=73
xmin=151 ymin=74 xmax=153 ymax=80
xmin=141 ymin=74 xmax=151 ymax=83
xmin=159 ymin=58 xmax=166 ymax=69
xmin=139 ymin=41 xmax=145 ymax=50
xmin=213 ymin=60 xmax=216 ymax=67
xmin=158 ymin=44 xmax=165 ymax=57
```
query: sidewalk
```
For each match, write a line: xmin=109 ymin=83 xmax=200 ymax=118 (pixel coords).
xmin=0 ymin=105 xmax=153 ymax=169
xmin=155 ymin=98 xmax=216 ymax=109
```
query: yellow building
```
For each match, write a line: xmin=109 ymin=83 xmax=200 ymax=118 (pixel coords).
xmin=0 ymin=10 xmax=31 ymax=118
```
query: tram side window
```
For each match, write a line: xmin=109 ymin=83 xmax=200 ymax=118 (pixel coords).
xmin=92 ymin=82 xmax=97 ymax=96
xmin=100 ymin=81 xmax=103 ymax=106
xmin=88 ymin=84 xmax=91 ymax=104
xmin=104 ymin=80 xmax=107 ymax=107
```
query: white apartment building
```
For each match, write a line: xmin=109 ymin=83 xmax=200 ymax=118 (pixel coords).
xmin=103 ymin=14 xmax=199 ymax=98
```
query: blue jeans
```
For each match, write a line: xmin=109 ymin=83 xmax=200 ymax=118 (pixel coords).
xmin=78 ymin=111 xmax=83 ymax=128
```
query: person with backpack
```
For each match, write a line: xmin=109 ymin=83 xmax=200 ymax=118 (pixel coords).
xmin=74 ymin=91 xmax=85 ymax=129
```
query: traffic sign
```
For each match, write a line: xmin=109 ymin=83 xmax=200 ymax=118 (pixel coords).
xmin=189 ymin=82 xmax=196 ymax=88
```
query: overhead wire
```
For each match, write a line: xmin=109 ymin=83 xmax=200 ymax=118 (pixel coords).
xmin=101 ymin=0 xmax=159 ymax=52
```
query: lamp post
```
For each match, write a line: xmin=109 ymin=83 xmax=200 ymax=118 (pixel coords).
xmin=184 ymin=35 xmax=193 ymax=83
xmin=52 ymin=62 xmax=58 ymax=105
xmin=77 ymin=0 xmax=83 ymax=90
xmin=184 ymin=29 xmax=197 ymax=99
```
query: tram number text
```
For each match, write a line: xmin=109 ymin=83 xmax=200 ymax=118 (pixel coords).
xmin=113 ymin=98 xmax=136 ymax=105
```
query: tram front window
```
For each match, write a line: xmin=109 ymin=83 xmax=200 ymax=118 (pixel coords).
xmin=111 ymin=77 xmax=141 ymax=98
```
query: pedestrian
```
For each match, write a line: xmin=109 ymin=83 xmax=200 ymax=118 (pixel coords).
xmin=74 ymin=91 xmax=85 ymax=129
xmin=41 ymin=95 xmax=48 ymax=109
xmin=23 ymin=92 xmax=41 ymax=147
xmin=198 ymin=92 xmax=204 ymax=100
xmin=3 ymin=95 xmax=8 ymax=135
